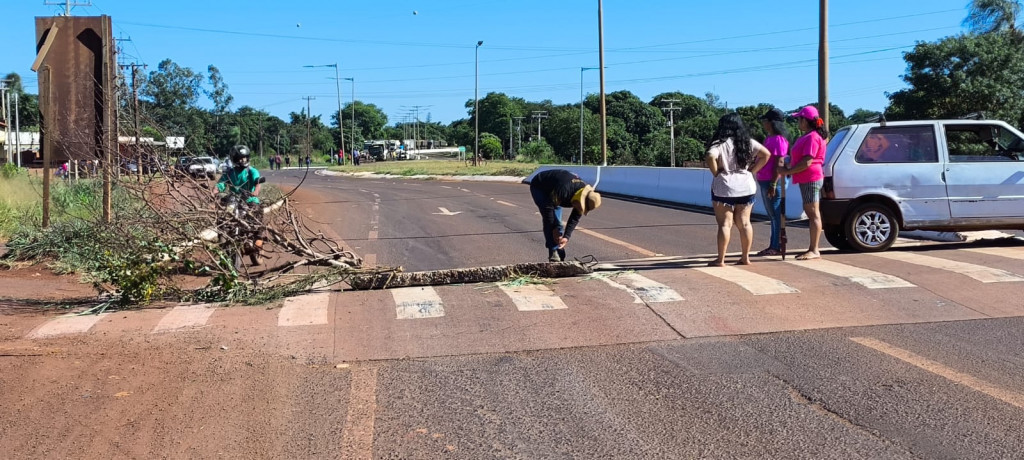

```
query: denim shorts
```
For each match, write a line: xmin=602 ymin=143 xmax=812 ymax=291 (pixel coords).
xmin=799 ymin=180 xmax=824 ymax=204
xmin=711 ymin=193 xmax=755 ymax=207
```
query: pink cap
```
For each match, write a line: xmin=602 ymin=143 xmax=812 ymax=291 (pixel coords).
xmin=790 ymin=105 xmax=820 ymax=120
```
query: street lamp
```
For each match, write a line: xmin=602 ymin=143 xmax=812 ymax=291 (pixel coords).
xmin=342 ymin=77 xmax=355 ymax=160
xmin=474 ymin=40 xmax=484 ymax=167
xmin=303 ymin=63 xmax=345 ymax=164
xmin=580 ymin=67 xmax=598 ymax=166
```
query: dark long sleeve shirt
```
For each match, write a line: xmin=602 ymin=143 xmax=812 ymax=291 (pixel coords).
xmin=531 ymin=169 xmax=588 ymax=240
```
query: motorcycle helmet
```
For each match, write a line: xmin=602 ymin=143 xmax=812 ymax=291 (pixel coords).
xmin=230 ymin=145 xmax=251 ymax=168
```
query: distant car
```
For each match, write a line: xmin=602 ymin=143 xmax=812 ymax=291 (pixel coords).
xmin=187 ymin=156 xmax=218 ymax=178
xmin=820 ymin=119 xmax=1024 ymax=252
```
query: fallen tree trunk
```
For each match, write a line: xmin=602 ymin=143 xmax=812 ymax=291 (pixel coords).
xmin=348 ymin=262 xmax=593 ymax=290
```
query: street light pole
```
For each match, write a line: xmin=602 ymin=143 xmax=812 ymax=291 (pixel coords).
xmin=580 ymin=67 xmax=597 ymax=166
xmin=342 ymin=76 xmax=354 ymax=157
xmin=303 ymin=63 xmax=345 ymax=164
xmin=598 ymin=0 xmax=609 ymax=166
xmin=474 ymin=40 xmax=483 ymax=167
xmin=819 ymin=0 xmax=830 ymax=136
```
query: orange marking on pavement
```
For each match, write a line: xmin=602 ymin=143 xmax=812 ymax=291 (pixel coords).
xmin=850 ymin=337 xmax=1024 ymax=409
xmin=341 ymin=366 xmax=379 ymax=459
xmin=576 ymin=227 xmax=659 ymax=257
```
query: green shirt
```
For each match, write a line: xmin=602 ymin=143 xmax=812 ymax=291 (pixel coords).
xmin=217 ymin=166 xmax=261 ymax=203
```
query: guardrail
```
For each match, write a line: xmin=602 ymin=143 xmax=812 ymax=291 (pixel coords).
xmin=527 ymin=165 xmax=807 ymax=220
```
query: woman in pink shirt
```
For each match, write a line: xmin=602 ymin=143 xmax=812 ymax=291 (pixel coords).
xmin=779 ymin=105 xmax=827 ymax=260
xmin=755 ymin=108 xmax=789 ymax=257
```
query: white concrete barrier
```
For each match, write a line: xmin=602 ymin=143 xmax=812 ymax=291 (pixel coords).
xmin=527 ymin=165 xmax=806 ymax=220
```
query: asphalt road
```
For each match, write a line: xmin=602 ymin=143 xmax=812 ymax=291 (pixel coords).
xmin=2 ymin=168 xmax=1022 ymax=459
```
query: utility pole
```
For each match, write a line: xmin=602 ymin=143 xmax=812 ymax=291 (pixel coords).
xmin=1 ymin=81 xmax=9 ymax=164
xmin=14 ymin=92 xmax=21 ymax=168
xmin=508 ymin=117 xmax=513 ymax=160
xmin=45 ymin=0 xmax=91 ymax=16
xmin=660 ymin=99 xmax=681 ymax=167
xmin=531 ymin=111 xmax=548 ymax=141
xmin=302 ymin=96 xmax=315 ymax=160
xmin=819 ymin=0 xmax=830 ymax=137
xmin=514 ymin=116 xmax=525 ymax=153
xmin=120 ymin=63 xmax=145 ymax=173
xmin=598 ymin=0 xmax=609 ymax=166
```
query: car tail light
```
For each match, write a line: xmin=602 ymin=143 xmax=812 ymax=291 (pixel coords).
xmin=822 ymin=177 xmax=835 ymax=200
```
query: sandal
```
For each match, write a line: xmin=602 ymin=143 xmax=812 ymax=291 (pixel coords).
xmin=756 ymin=248 xmax=782 ymax=257
xmin=795 ymin=252 xmax=821 ymax=261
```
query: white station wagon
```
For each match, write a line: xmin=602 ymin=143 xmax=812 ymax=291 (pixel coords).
xmin=821 ymin=119 xmax=1024 ymax=252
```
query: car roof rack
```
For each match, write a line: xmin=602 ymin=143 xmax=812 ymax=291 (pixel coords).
xmin=959 ymin=111 xmax=986 ymax=120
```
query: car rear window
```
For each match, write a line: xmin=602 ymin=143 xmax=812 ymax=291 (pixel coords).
xmin=854 ymin=125 xmax=938 ymax=163
xmin=824 ymin=127 xmax=850 ymax=166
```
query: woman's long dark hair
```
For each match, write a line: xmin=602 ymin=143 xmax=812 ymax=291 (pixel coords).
xmin=707 ymin=112 xmax=753 ymax=167
xmin=765 ymin=118 xmax=789 ymax=139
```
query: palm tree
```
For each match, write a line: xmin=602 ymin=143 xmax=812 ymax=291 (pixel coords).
xmin=964 ymin=0 xmax=1023 ymax=35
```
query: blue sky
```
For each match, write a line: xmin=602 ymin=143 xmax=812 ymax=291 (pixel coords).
xmin=2 ymin=1 xmax=970 ymax=125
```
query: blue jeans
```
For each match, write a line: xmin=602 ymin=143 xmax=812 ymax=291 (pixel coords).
xmin=530 ymin=186 xmax=563 ymax=250
xmin=758 ymin=179 xmax=784 ymax=250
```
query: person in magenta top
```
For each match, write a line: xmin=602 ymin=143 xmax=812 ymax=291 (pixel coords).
xmin=755 ymin=108 xmax=790 ymax=256
xmin=779 ymin=105 xmax=827 ymax=260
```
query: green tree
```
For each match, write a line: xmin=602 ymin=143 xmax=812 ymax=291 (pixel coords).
xmin=965 ymin=0 xmax=1022 ymax=35
xmin=479 ymin=133 xmax=503 ymax=159
xmin=848 ymin=108 xmax=883 ymax=124
xmin=334 ymin=101 xmax=388 ymax=144
xmin=886 ymin=32 xmax=1024 ymax=127
xmin=2 ymin=72 xmax=40 ymax=129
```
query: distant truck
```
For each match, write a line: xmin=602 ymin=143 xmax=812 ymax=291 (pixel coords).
xmin=364 ymin=140 xmax=388 ymax=161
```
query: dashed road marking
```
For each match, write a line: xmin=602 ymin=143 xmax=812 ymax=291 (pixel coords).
xmin=963 ymin=247 xmax=1024 ymax=262
xmin=499 ymin=284 xmax=568 ymax=311
xmin=600 ymin=273 xmax=683 ymax=303
xmin=782 ymin=259 xmax=915 ymax=289
xmin=363 ymin=253 xmax=377 ymax=267
xmin=368 ymin=230 xmax=378 ymax=240
xmin=278 ymin=292 xmax=331 ymax=326
xmin=872 ymin=252 xmax=1024 ymax=283
xmin=392 ymin=287 xmax=445 ymax=319
xmin=28 ymin=314 xmax=107 ymax=339
xmin=496 ymin=200 xmax=518 ymax=207
xmin=851 ymin=337 xmax=1024 ymax=409
xmin=153 ymin=305 xmax=216 ymax=333
xmin=693 ymin=266 xmax=800 ymax=295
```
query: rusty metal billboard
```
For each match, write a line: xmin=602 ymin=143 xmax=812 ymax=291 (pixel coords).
xmin=34 ymin=15 xmax=117 ymax=166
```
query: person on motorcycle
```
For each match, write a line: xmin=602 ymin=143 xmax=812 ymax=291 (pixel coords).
xmin=215 ymin=145 xmax=265 ymax=265
xmin=216 ymin=145 xmax=262 ymax=203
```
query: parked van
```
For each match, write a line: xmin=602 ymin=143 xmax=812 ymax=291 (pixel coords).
xmin=821 ymin=119 xmax=1024 ymax=252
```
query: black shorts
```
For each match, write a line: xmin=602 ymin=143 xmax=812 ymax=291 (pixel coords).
xmin=711 ymin=193 xmax=755 ymax=206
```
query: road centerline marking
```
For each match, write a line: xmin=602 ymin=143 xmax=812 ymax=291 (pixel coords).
xmin=781 ymin=258 xmax=914 ymax=289
xmin=872 ymin=252 xmax=1023 ymax=283
xmin=576 ymin=227 xmax=660 ymax=257
xmin=496 ymin=200 xmax=518 ymax=207
xmin=693 ymin=266 xmax=799 ymax=295
xmin=850 ymin=337 xmax=1024 ymax=409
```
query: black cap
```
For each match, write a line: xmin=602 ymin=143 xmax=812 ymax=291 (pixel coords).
xmin=759 ymin=108 xmax=785 ymax=122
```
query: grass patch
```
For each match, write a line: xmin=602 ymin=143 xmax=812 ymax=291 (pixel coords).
xmin=329 ymin=159 xmax=539 ymax=177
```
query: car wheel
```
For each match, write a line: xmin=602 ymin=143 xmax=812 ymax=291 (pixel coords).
xmin=844 ymin=203 xmax=899 ymax=252
xmin=823 ymin=224 xmax=851 ymax=251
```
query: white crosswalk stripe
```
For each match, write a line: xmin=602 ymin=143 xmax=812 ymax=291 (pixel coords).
xmin=871 ymin=251 xmax=1024 ymax=283
xmin=278 ymin=292 xmax=331 ymax=326
xmin=28 ymin=314 xmax=107 ymax=339
xmin=600 ymin=273 xmax=683 ymax=303
xmin=153 ymin=305 xmax=216 ymax=333
xmin=693 ymin=266 xmax=800 ymax=295
xmin=392 ymin=287 xmax=445 ymax=319
xmin=782 ymin=259 xmax=915 ymax=289
xmin=499 ymin=284 xmax=568 ymax=311
xmin=963 ymin=247 xmax=1024 ymax=262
